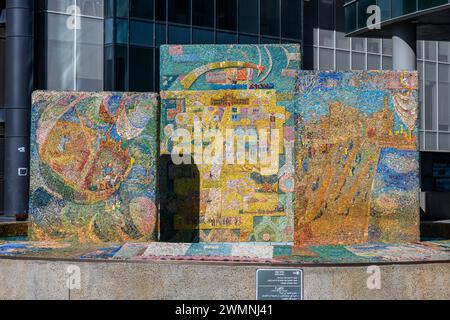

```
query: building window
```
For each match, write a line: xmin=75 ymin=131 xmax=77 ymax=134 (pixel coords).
xmin=168 ymin=0 xmax=190 ymax=25
xmin=35 ymin=2 xmax=104 ymax=91
xmin=130 ymin=46 xmax=154 ymax=91
xmin=130 ymin=0 xmax=154 ymax=19
xmin=216 ymin=0 xmax=237 ymax=31
xmin=156 ymin=0 xmax=166 ymax=21
xmin=193 ymin=28 xmax=214 ymax=44
xmin=260 ymin=0 xmax=280 ymax=37
xmin=116 ymin=0 xmax=129 ymax=18
xmin=192 ymin=0 xmax=214 ymax=28
xmin=281 ymin=0 xmax=302 ymax=40
xmin=418 ymin=37 xmax=450 ymax=153
xmin=392 ymin=0 xmax=417 ymax=18
xmin=238 ymin=0 xmax=258 ymax=34
xmin=130 ymin=21 xmax=154 ymax=47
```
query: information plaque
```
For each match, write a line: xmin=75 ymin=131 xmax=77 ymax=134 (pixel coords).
xmin=256 ymin=269 xmax=304 ymax=300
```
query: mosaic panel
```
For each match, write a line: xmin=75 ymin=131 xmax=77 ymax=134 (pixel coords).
xmin=29 ymin=91 xmax=159 ymax=243
xmin=160 ymin=44 xmax=300 ymax=242
xmin=295 ymin=71 xmax=420 ymax=245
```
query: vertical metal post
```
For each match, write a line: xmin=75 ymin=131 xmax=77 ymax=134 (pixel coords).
xmin=4 ymin=0 xmax=33 ymax=220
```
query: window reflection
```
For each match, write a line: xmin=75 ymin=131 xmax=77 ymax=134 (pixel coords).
xmin=281 ymin=0 xmax=301 ymax=40
xmin=239 ymin=0 xmax=258 ymax=34
xmin=261 ymin=0 xmax=280 ymax=37
xmin=131 ymin=0 xmax=154 ymax=19
xmin=168 ymin=25 xmax=190 ymax=44
xmin=130 ymin=46 xmax=153 ymax=91
xmin=216 ymin=0 xmax=237 ymax=31
xmin=168 ymin=0 xmax=190 ymax=25
xmin=193 ymin=28 xmax=214 ymax=44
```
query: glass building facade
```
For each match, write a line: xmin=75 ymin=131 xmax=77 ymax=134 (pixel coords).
xmin=103 ymin=0 xmax=303 ymax=92
xmin=1 ymin=0 xmax=450 ymax=215
xmin=344 ymin=0 xmax=450 ymax=35
xmin=418 ymin=41 xmax=450 ymax=152
xmin=34 ymin=0 xmax=104 ymax=91
xmin=303 ymin=0 xmax=394 ymax=70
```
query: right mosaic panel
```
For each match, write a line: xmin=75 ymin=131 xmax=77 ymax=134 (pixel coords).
xmin=295 ymin=71 xmax=420 ymax=246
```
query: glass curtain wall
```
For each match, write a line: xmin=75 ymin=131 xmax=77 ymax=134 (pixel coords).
xmin=419 ymin=41 xmax=450 ymax=151
xmin=35 ymin=0 xmax=104 ymax=91
xmin=104 ymin=0 xmax=303 ymax=92
xmin=0 ymin=0 xmax=5 ymax=215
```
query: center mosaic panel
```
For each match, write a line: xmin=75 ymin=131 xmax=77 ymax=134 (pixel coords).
xmin=160 ymin=44 xmax=300 ymax=242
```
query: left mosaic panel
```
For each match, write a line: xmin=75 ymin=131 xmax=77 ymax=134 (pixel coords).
xmin=30 ymin=91 xmax=159 ymax=243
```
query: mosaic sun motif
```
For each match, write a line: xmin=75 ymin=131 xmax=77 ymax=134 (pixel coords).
xmin=295 ymin=71 xmax=420 ymax=246
xmin=160 ymin=44 xmax=300 ymax=243
xmin=29 ymin=91 xmax=159 ymax=243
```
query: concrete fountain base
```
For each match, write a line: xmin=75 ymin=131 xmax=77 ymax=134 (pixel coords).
xmin=0 ymin=257 xmax=449 ymax=300
xmin=0 ymin=239 xmax=449 ymax=300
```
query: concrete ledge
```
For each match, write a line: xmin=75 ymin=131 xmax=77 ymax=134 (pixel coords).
xmin=0 ymin=257 xmax=449 ymax=300
xmin=0 ymin=221 xmax=28 ymax=237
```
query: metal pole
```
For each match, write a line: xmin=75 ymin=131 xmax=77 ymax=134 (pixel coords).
xmin=4 ymin=0 xmax=33 ymax=220
xmin=392 ymin=23 xmax=417 ymax=70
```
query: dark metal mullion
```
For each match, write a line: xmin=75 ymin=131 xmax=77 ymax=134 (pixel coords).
xmin=300 ymin=0 xmax=304 ymax=69
xmin=153 ymin=0 xmax=156 ymax=91
xmin=214 ymin=0 xmax=216 ymax=43
xmin=111 ymin=0 xmax=116 ymax=90
xmin=127 ymin=0 xmax=130 ymax=91
xmin=190 ymin=0 xmax=193 ymax=44
xmin=356 ymin=0 xmax=358 ymax=30
xmin=165 ymin=0 xmax=168 ymax=44
xmin=278 ymin=0 xmax=281 ymax=44
xmin=236 ymin=0 xmax=239 ymax=42
xmin=258 ymin=0 xmax=261 ymax=44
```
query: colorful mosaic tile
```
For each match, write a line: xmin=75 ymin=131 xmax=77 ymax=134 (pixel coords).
xmin=113 ymin=243 xmax=149 ymax=260
xmin=79 ymin=245 xmax=122 ymax=260
xmin=295 ymin=71 xmax=420 ymax=245
xmin=160 ymin=44 xmax=300 ymax=243
xmin=74 ymin=241 xmax=450 ymax=264
xmin=346 ymin=243 xmax=450 ymax=262
xmin=0 ymin=242 xmax=70 ymax=256
xmin=29 ymin=91 xmax=159 ymax=243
